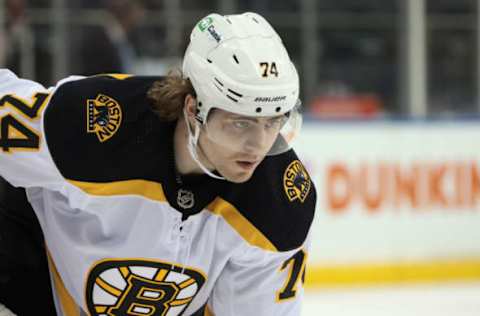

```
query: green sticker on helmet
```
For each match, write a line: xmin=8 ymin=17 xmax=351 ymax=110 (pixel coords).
xmin=198 ymin=17 xmax=213 ymax=32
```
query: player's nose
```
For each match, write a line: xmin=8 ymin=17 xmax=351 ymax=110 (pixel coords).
xmin=243 ymin=126 xmax=269 ymax=153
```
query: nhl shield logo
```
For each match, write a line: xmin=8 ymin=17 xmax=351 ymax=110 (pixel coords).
xmin=177 ymin=189 xmax=194 ymax=209
xmin=283 ymin=160 xmax=311 ymax=203
xmin=87 ymin=94 xmax=122 ymax=142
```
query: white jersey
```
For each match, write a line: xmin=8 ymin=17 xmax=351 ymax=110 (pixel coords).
xmin=0 ymin=69 xmax=316 ymax=316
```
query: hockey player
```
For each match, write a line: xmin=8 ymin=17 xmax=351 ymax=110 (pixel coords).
xmin=0 ymin=12 xmax=316 ymax=316
xmin=0 ymin=179 xmax=56 ymax=315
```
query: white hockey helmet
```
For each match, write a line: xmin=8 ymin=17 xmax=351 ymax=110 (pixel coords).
xmin=183 ymin=12 xmax=300 ymax=120
xmin=182 ymin=13 xmax=302 ymax=178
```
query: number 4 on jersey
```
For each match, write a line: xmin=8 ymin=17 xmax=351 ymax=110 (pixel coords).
xmin=0 ymin=93 xmax=49 ymax=152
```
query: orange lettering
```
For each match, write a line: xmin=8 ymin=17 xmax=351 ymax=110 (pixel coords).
xmin=453 ymin=162 xmax=467 ymax=208
xmin=327 ymin=163 xmax=352 ymax=214
xmin=358 ymin=163 xmax=387 ymax=213
xmin=393 ymin=163 xmax=420 ymax=209
xmin=470 ymin=162 xmax=480 ymax=208
xmin=428 ymin=163 xmax=448 ymax=208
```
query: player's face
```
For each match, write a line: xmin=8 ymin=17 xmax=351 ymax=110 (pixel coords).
xmin=198 ymin=109 xmax=284 ymax=183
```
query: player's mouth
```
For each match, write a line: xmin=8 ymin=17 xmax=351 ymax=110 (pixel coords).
xmin=236 ymin=160 xmax=259 ymax=170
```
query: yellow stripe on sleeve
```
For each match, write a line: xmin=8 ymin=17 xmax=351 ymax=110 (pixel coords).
xmin=207 ymin=197 xmax=277 ymax=252
xmin=68 ymin=179 xmax=167 ymax=202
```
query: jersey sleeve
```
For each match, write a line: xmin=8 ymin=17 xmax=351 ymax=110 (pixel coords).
xmin=207 ymin=240 xmax=311 ymax=316
xmin=0 ymin=69 xmax=79 ymax=189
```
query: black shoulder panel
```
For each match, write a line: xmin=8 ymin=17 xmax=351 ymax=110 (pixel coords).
xmin=222 ymin=150 xmax=317 ymax=252
xmin=44 ymin=75 xmax=172 ymax=183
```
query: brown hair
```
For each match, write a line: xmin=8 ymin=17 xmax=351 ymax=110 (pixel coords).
xmin=147 ymin=70 xmax=196 ymax=121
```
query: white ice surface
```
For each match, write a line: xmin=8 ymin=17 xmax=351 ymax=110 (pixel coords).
xmin=303 ymin=282 xmax=480 ymax=316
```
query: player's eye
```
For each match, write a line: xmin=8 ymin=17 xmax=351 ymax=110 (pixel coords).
xmin=265 ymin=116 xmax=287 ymax=129
xmin=232 ymin=120 xmax=252 ymax=129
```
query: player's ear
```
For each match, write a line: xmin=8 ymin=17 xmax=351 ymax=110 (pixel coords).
xmin=183 ymin=94 xmax=197 ymax=121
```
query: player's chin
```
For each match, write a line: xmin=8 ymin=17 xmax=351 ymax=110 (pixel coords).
xmin=222 ymin=168 xmax=255 ymax=183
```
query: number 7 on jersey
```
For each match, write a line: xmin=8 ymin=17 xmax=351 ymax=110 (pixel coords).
xmin=0 ymin=93 xmax=49 ymax=152
xmin=277 ymin=249 xmax=307 ymax=301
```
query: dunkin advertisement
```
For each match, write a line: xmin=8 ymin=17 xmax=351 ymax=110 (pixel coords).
xmin=295 ymin=121 xmax=480 ymax=271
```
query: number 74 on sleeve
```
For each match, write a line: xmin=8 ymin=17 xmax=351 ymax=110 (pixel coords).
xmin=0 ymin=92 xmax=50 ymax=153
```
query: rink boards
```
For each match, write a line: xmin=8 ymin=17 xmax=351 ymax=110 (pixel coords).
xmin=296 ymin=120 xmax=480 ymax=288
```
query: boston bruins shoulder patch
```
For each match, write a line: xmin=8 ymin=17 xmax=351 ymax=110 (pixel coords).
xmin=283 ymin=160 xmax=312 ymax=203
xmin=87 ymin=94 xmax=122 ymax=143
xmin=85 ymin=259 xmax=206 ymax=316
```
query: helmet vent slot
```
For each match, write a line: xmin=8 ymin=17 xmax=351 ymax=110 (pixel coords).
xmin=226 ymin=17 xmax=232 ymax=24
xmin=252 ymin=17 xmax=259 ymax=24
xmin=214 ymin=78 xmax=224 ymax=86
xmin=207 ymin=59 xmax=213 ymax=63
xmin=227 ymin=95 xmax=239 ymax=103
xmin=214 ymin=82 xmax=223 ymax=93
xmin=233 ymin=55 xmax=240 ymax=64
xmin=228 ymin=89 xmax=243 ymax=98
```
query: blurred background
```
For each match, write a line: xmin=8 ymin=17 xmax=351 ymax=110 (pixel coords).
xmin=1 ymin=0 xmax=480 ymax=315
xmin=2 ymin=0 xmax=480 ymax=119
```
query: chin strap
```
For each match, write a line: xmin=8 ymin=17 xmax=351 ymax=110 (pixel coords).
xmin=184 ymin=107 xmax=225 ymax=180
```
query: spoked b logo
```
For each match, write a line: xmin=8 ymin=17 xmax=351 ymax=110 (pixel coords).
xmin=85 ymin=259 xmax=206 ymax=316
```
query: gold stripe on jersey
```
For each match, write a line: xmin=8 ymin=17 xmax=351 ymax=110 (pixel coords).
xmin=68 ymin=179 xmax=167 ymax=202
xmin=46 ymin=252 xmax=80 ymax=316
xmin=96 ymin=73 xmax=133 ymax=80
xmin=207 ymin=197 xmax=278 ymax=252
xmin=204 ymin=304 xmax=214 ymax=316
